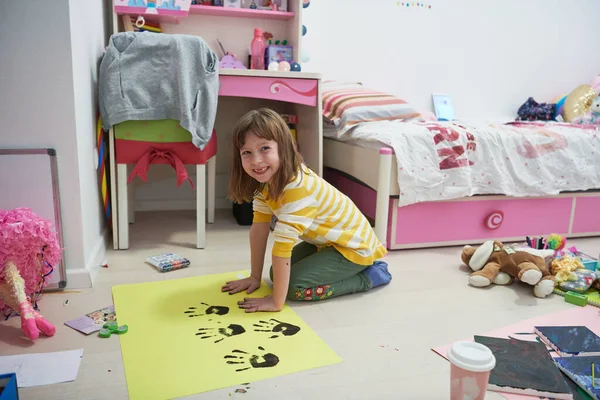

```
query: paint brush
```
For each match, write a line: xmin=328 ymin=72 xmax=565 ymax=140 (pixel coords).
xmin=593 ymin=362 xmax=596 ymax=389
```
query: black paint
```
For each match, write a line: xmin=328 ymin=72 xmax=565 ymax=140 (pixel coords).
xmin=196 ymin=323 xmax=246 ymax=343
xmin=474 ymin=336 xmax=572 ymax=397
xmin=253 ymin=319 xmax=300 ymax=339
xmin=184 ymin=303 xmax=229 ymax=318
xmin=224 ymin=346 xmax=280 ymax=372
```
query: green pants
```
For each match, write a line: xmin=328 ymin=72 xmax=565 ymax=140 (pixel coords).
xmin=269 ymin=242 xmax=373 ymax=301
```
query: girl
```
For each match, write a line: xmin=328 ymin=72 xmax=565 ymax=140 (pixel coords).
xmin=222 ymin=108 xmax=391 ymax=312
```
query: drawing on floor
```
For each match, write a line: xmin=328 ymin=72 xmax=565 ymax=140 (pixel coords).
xmin=112 ymin=270 xmax=342 ymax=400
xmin=184 ymin=303 xmax=230 ymax=317
xmin=224 ymin=346 xmax=280 ymax=372
xmin=196 ymin=323 xmax=246 ymax=343
xmin=253 ymin=319 xmax=301 ymax=339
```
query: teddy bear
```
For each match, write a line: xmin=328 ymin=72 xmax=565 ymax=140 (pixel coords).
xmin=572 ymin=96 xmax=600 ymax=124
xmin=461 ymin=240 xmax=556 ymax=298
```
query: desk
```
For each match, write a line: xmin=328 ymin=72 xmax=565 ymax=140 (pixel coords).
xmin=108 ymin=69 xmax=323 ymax=249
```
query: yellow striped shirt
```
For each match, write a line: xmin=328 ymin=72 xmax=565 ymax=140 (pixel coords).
xmin=253 ymin=166 xmax=387 ymax=265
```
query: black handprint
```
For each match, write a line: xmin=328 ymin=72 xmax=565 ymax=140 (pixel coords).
xmin=224 ymin=346 xmax=280 ymax=372
xmin=196 ymin=323 xmax=246 ymax=343
xmin=184 ymin=302 xmax=229 ymax=318
xmin=253 ymin=319 xmax=300 ymax=339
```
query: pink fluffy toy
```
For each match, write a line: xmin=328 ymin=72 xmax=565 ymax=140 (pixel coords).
xmin=0 ymin=207 xmax=61 ymax=340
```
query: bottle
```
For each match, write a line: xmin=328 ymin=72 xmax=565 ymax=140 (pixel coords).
xmin=250 ymin=28 xmax=265 ymax=70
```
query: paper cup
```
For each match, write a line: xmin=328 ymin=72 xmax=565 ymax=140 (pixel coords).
xmin=448 ymin=341 xmax=496 ymax=400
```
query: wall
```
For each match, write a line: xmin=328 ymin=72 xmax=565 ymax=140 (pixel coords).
xmin=68 ymin=0 xmax=111 ymax=283
xmin=0 ymin=0 xmax=109 ymax=288
xmin=301 ymin=0 xmax=600 ymax=119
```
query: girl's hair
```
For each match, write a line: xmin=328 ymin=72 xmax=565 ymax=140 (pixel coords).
xmin=229 ymin=108 xmax=305 ymax=204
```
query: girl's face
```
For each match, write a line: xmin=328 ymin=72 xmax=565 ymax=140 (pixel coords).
xmin=240 ymin=132 xmax=280 ymax=184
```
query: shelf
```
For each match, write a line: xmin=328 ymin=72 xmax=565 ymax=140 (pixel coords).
xmin=189 ymin=5 xmax=294 ymax=20
xmin=219 ymin=68 xmax=321 ymax=80
xmin=115 ymin=7 xmax=184 ymax=24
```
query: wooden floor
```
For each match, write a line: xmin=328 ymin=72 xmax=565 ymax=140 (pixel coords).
xmin=3 ymin=209 xmax=599 ymax=400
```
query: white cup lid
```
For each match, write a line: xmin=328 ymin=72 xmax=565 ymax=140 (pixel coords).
xmin=447 ymin=341 xmax=496 ymax=372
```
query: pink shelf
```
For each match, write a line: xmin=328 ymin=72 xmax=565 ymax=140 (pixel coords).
xmin=189 ymin=5 xmax=294 ymax=20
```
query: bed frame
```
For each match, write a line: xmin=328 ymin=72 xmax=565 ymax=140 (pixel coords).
xmin=323 ymin=137 xmax=600 ymax=250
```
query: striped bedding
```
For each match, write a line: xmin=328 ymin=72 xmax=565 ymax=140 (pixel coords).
xmin=322 ymin=81 xmax=420 ymax=136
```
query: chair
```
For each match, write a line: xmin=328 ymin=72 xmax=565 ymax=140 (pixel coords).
xmin=114 ymin=120 xmax=217 ymax=249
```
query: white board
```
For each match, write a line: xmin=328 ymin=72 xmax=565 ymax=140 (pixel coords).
xmin=0 ymin=149 xmax=66 ymax=290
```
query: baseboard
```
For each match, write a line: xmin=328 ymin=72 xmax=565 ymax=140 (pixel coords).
xmin=66 ymin=268 xmax=93 ymax=289
xmin=65 ymin=229 xmax=108 ymax=289
xmin=135 ymin=198 xmax=232 ymax=211
xmin=86 ymin=228 xmax=108 ymax=286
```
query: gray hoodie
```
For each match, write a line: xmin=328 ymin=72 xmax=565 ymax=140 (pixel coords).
xmin=99 ymin=32 xmax=219 ymax=150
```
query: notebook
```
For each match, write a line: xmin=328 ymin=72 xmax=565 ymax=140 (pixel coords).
xmin=474 ymin=335 xmax=573 ymax=399
xmin=535 ymin=326 xmax=600 ymax=357
xmin=555 ymin=356 xmax=600 ymax=400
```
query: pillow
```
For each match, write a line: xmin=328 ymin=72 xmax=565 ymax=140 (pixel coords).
xmin=322 ymin=81 xmax=420 ymax=137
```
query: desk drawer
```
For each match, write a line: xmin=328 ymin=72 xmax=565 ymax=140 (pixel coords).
xmin=219 ymin=75 xmax=318 ymax=106
xmin=392 ymin=197 xmax=573 ymax=246
xmin=572 ymin=196 xmax=600 ymax=234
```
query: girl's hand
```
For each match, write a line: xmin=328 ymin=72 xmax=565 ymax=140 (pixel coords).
xmin=237 ymin=295 xmax=282 ymax=313
xmin=221 ymin=276 xmax=261 ymax=294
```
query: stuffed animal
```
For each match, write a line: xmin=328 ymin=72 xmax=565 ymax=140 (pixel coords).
xmin=0 ymin=208 xmax=60 ymax=341
xmin=550 ymin=255 xmax=599 ymax=293
xmin=572 ymin=96 xmax=600 ymax=125
xmin=461 ymin=240 xmax=556 ymax=298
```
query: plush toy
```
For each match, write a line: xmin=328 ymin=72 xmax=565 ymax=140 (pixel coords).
xmin=461 ymin=240 xmax=556 ymax=298
xmin=0 ymin=208 xmax=61 ymax=341
xmin=564 ymin=85 xmax=598 ymax=122
xmin=551 ymin=255 xmax=584 ymax=283
xmin=572 ymin=96 xmax=600 ymax=125
xmin=550 ymin=254 xmax=599 ymax=293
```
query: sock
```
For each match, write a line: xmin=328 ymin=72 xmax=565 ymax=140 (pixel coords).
xmin=363 ymin=261 xmax=392 ymax=288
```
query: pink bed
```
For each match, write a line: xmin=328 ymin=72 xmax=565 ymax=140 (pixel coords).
xmin=322 ymin=119 xmax=600 ymax=250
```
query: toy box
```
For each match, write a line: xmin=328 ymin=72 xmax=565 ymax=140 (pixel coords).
xmin=264 ymin=45 xmax=293 ymax=66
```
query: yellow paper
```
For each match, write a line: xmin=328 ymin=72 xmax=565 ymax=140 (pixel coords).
xmin=112 ymin=270 xmax=343 ymax=400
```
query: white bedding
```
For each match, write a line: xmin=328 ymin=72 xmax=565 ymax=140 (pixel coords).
xmin=328 ymin=119 xmax=600 ymax=207
xmin=324 ymin=124 xmax=387 ymax=151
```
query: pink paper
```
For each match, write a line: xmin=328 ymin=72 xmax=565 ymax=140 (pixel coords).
xmin=432 ymin=306 xmax=600 ymax=399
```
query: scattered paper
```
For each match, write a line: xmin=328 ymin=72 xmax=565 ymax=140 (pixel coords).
xmin=64 ymin=305 xmax=116 ymax=334
xmin=0 ymin=349 xmax=83 ymax=387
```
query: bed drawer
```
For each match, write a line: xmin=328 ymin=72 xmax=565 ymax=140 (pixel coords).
xmin=219 ymin=76 xmax=318 ymax=107
xmin=391 ymin=197 xmax=573 ymax=246
xmin=572 ymin=196 xmax=600 ymax=234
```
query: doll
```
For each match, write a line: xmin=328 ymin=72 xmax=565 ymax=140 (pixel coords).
xmin=0 ymin=208 xmax=61 ymax=340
